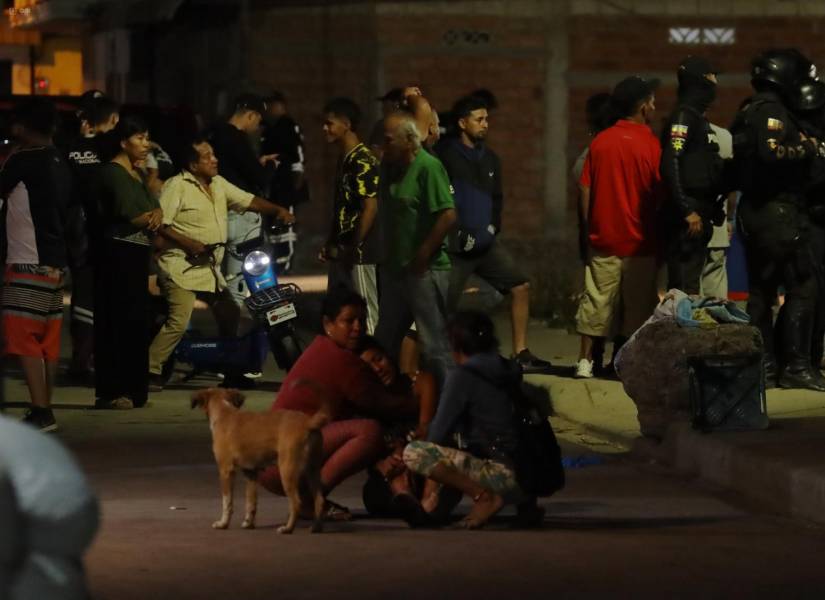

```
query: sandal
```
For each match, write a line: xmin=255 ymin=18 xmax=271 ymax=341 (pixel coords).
xmin=300 ymin=499 xmax=353 ymax=522
xmin=323 ymin=500 xmax=353 ymax=521
xmin=94 ymin=397 xmax=134 ymax=410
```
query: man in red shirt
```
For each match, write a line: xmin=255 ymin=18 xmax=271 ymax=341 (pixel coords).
xmin=575 ymin=76 xmax=663 ymax=378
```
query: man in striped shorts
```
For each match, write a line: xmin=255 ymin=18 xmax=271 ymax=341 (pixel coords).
xmin=1 ymin=98 xmax=75 ymax=432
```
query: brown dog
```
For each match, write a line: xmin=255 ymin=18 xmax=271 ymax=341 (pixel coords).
xmin=191 ymin=388 xmax=328 ymax=534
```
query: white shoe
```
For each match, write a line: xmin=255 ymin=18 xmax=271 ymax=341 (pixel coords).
xmin=574 ymin=359 xmax=594 ymax=379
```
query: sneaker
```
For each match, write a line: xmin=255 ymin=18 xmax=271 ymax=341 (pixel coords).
xmin=243 ymin=371 xmax=263 ymax=379
xmin=514 ymin=348 xmax=553 ymax=374
xmin=574 ymin=358 xmax=594 ymax=379
xmin=148 ymin=373 xmax=165 ymax=393
xmin=22 ymin=406 xmax=58 ymax=432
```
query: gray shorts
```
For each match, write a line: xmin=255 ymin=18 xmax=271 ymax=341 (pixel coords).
xmin=447 ymin=239 xmax=529 ymax=311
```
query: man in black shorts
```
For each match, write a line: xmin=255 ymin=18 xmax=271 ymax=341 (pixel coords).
xmin=438 ymin=95 xmax=551 ymax=373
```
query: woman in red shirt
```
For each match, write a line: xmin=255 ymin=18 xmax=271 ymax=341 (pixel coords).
xmin=258 ymin=288 xmax=417 ymax=520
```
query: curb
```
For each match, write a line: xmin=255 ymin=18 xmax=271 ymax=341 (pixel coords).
xmin=541 ymin=375 xmax=825 ymax=527
xmin=657 ymin=422 xmax=825 ymax=526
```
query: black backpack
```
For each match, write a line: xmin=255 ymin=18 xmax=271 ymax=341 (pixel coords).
xmin=461 ymin=365 xmax=565 ymax=497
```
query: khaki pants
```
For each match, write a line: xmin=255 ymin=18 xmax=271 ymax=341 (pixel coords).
xmin=148 ymin=278 xmax=241 ymax=375
xmin=700 ymin=248 xmax=728 ymax=299
xmin=575 ymin=252 xmax=658 ymax=338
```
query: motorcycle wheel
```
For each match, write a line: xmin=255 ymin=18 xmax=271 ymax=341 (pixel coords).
xmin=269 ymin=329 xmax=303 ymax=371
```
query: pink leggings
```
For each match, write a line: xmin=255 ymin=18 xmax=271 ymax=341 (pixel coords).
xmin=259 ymin=418 xmax=384 ymax=495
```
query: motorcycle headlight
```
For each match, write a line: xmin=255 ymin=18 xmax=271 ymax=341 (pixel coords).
xmin=243 ymin=250 xmax=271 ymax=276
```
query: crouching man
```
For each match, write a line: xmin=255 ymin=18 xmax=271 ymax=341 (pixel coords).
xmin=148 ymin=135 xmax=295 ymax=391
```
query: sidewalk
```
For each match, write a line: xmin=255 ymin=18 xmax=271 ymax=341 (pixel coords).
xmin=519 ymin=322 xmax=825 ymax=526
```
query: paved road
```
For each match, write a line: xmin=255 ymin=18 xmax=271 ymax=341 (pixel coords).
xmin=4 ymin=303 xmax=825 ymax=598
xmin=5 ymin=385 xmax=820 ymax=600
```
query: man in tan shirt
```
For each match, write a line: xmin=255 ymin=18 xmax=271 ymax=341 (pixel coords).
xmin=148 ymin=135 xmax=294 ymax=391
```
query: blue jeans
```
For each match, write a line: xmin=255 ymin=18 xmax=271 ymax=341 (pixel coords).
xmin=375 ymin=268 xmax=454 ymax=387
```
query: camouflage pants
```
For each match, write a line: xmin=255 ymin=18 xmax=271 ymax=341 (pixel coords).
xmin=403 ymin=441 xmax=520 ymax=498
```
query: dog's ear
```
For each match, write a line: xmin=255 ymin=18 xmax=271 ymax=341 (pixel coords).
xmin=224 ymin=389 xmax=245 ymax=409
xmin=191 ymin=389 xmax=212 ymax=411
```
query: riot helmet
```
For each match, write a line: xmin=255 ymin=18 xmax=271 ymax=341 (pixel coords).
xmin=793 ymin=77 xmax=825 ymax=113
xmin=751 ymin=48 xmax=815 ymax=96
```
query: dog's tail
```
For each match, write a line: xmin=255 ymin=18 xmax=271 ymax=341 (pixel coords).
xmin=288 ymin=378 xmax=334 ymax=430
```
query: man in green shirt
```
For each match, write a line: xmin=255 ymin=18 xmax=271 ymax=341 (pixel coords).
xmin=375 ymin=111 xmax=457 ymax=386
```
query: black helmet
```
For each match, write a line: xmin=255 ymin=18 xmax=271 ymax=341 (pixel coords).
xmin=751 ymin=48 xmax=815 ymax=92
xmin=794 ymin=77 xmax=825 ymax=113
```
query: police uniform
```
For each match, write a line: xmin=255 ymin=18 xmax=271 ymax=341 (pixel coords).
xmin=661 ymin=56 xmax=726 ymax=295
xmin=732 ymin=88 xmax=820 ymax=387
xmin=661 ymin=107 xmax=725 ymax=293
xmin=63 ymin=134 xmax=103 ymax=377
xmin=793 ymin=77 xmax=825 ymax=375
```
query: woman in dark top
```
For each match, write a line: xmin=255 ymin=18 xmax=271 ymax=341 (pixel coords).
xmin=92 ymin=116 xmax=162 ymax=409
xmin=404 ymin=311 xmax=543 ymax=529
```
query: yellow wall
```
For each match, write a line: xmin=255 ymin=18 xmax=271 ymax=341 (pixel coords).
xmin=12 ymin=36 xmax=83 ymax=95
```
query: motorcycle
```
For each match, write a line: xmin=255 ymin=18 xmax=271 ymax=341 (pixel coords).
xmin=157 ymin=233 xmax=304 ymax=387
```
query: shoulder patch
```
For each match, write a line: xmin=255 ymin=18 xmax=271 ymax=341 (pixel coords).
xmin=767 ymin=118 xmax=784 ymax=131
xmin=670 ymin=124 xmax=689 ymax=138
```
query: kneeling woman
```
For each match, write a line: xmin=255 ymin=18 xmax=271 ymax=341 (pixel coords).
xmin=258 ymin=287 xmax=417 ymax=520
xmin=403 ymin=311 xmax=540 ymax=528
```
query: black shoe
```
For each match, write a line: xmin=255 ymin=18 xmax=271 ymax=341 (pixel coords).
xmin=778 ymin=368 xmax=825 ymax=392
xmin=22 ymin=406 xmax=58 ymax=432
xmin=148 ymin=373 xmax=165 ymax=393
xmin=514 ymin=348 xmax=552 ymax=374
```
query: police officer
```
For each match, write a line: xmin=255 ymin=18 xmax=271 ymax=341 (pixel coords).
xmin=661 ymin=56 xmax=727 ymax=295
xmin=731 ymin=49 xmax=824 ymax=390
xmin=792 ymin=76 xmax=825 ymax=380
xmin=63 ymin=92 xmax=120 ymax=383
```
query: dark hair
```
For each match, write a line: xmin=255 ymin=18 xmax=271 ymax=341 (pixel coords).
xmin=452 ymin=94 xmax=489 ymax=120
xmin=12 ymin=97 xmax=57 ymax=137
xmin=447 ymin=310 xmax=499 ymax=356
xmin=180 ymin=132 xmax=211 ymax=170
xmin=470 ymin=88 xmax=498 ymax=111
xmin=232 ymin=93 xmax=266 ymax=116
xmin=585 ymin=92 xmax=615 ymax=134
xmin=359 ymin=335 xmax=385 ymax=355
xmin=84 ymin=97 xmax=120 ymax=128
xmin=112 ymin=114 xmax=149 ymax=143
xmin=266 ymin=91 xmax=287 ymax=105
xmin=323 ymin=97 xmax=362 ymax=130
xmin=99 ymin=114 xmax=148 ymax=160
xmin=321 ymin=286 xmax=367 ymax=323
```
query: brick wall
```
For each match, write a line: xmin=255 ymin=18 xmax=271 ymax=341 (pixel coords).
xmin=247 ymin=6 xmax=549 ymax=239
xmin=141 ymin=1 xmax=825 ymax=316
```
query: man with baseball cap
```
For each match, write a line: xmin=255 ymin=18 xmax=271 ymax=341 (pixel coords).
xmin=660 ymin=56 xmax=728 ymax=296
xmin=574 ymin=75 xmax=663 ymax=378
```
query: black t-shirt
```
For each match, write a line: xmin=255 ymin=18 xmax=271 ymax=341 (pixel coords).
xmin=66 ymin=135 xmax=103 ymax=213
xmin=1 ymin=146 xmax=74 ymax=268
xmin=260 ymin=115 xmax=309 ymax=206
xmin=208 ymin=122 xmax=268 ymax=196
